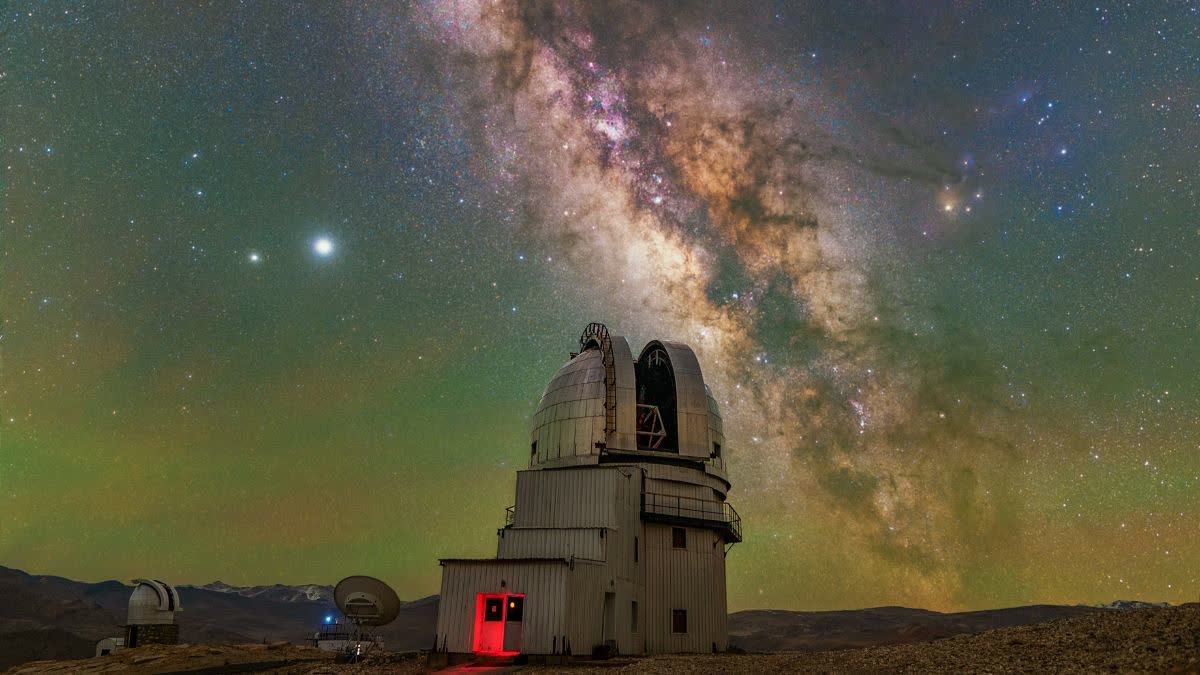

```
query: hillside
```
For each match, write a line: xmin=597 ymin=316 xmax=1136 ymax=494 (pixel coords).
xmin=532 ymin=604 xmax=1200 ymax=674
xmin=728 ymin=604 xmax=1100 ymax=652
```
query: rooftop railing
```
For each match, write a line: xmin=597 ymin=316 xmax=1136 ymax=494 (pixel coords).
xmin=642 ymin=492 xmax=742 ymax=543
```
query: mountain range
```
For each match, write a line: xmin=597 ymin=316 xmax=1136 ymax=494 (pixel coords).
xmin=0 ymin=564 xmax=1156 ymax=671
xmin=182 ymin=581 xmax=334 ymax=604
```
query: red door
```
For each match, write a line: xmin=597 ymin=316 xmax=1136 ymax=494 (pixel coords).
xmin=472 ymin=593 xmax=524 ymax=655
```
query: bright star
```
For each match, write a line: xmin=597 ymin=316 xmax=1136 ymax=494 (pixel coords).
xmin=248 ymin=252 xmax=261 ymax=263
xmin=313 ymin=237 xmax=334 ymax=257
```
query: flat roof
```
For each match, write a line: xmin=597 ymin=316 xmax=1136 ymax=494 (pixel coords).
xmin=438 ymin=557 xmax=603 ymax=566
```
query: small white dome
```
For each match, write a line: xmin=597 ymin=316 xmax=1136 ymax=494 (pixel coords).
xmin=127 ymin=579 xmax=181 ymax=625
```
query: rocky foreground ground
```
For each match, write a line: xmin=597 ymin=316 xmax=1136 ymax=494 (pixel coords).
xmin=7 ymin=604 xmax=1199 ymax=674
xmin=537 ymin=604 xmax=1200 ymax=674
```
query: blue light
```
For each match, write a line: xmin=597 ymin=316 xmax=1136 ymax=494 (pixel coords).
xmin=324 ymin=615 xmax=333 ymax=624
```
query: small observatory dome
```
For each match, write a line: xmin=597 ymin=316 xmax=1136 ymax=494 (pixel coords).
xmin=127 ymin=579 xmax=181 ymax=625
xmin=529 ymin=323 xmax=727 ymax=473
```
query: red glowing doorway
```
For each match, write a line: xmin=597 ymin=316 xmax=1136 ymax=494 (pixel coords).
xmin=472 ymin=593 xmax=524 ymax=656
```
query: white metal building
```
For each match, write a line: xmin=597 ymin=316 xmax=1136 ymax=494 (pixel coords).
xmin=434 ymin=323 xmax=740 ymax=661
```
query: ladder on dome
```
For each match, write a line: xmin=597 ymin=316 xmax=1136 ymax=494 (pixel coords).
xmin=580 ymin=322 xmax=617 ymax=438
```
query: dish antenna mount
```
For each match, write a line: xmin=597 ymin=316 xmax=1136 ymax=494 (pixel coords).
xmin=332 ymin=575 xmax=401 ymax=661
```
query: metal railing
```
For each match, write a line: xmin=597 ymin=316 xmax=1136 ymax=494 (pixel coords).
xmin=504 ymin=505 xmax=516 ymax=527
xmin=641 ymin=492 xmax=742 ymax=542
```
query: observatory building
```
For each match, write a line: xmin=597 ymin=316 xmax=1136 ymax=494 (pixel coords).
xmin=125 ymin=579 xmax=181 ymax=647
xmin=434 ymin=323 xmax=740 ymax=660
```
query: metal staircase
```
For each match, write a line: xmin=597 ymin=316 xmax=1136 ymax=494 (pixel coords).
xmin=580 ymin=322 xmax=617 ymax=438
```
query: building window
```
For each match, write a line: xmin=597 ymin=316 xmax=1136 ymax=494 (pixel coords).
xmin=672 ymin=609 xmax=687 ymax=633
xmin=634 ymin=536 xmax=639 ymax=563
xmin=672 ymin=527 xmax=687 ymax=549
xmin=712 ymin=441 xmax=721 ymax=458
xmin=530 ymin=441 xmax=537 ymax=457
xmin=631 ymin=601 xmax=639 ymax=633
xmin=484 ymin=597 xmax=504 ymax=622
xmin=506 ymin=596 xmax=523 ymax=622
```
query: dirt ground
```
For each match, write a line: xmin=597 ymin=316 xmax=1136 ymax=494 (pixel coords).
xmin=527 ymin=604 xmax=1200 ymax=674
xmin=8 ymin=604 xmax=1198 ymax=674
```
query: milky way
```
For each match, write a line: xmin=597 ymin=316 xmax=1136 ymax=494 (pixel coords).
xmin=5 ymin=1 xmax=1197 ymax=610
xmin=403 ymin=1 xmax=1034 ymax=606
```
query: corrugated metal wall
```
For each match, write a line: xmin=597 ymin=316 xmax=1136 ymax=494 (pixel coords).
xmin=513 ymin=467 xmax=620 ymax=528
xmin=641 ymin=522 xmax=728 ymax=653
xmin=435 ymin=560 xmax=569 ymax=654
xmin=645 ymin=476 xmax=710 ymax=500
xmin=438 ymin=462 xmax=731 ymax=656
xmin=496 ymin=527 xmax=606 ymax=561
xmin=564 ymin=560 xmax=607 ymax=654
xmin=562 ymin=556 xmax=641 ymax=657
xmin=645 ymin=463 xmax=729 ymax=498
xmin=499 ymin=466 xmax=646 ymax=656
xmin=615 ymin=469 xmax=645 ymax=656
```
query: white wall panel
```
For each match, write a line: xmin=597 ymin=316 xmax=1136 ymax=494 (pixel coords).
xmin=435 ymin=560 xmax=569 ymax=655
xmin=496 ymin=527 xmax=607 ymax=561
xmin=513 ymin=467 xmax=621 ymax=529
xmin=641 ymin=522 xmax=728 ymax=653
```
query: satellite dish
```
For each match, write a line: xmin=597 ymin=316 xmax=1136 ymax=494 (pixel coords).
xmin=334 ymin=576 xmax=401 ymax=627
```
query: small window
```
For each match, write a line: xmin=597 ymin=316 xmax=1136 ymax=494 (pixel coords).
xmin=506 ymin=596 xmax=524 ymax=622
xmin=672 ymin=609 xmax=687 ymax=633
xmin=531 ymin=441 xmax=538 ymax=457
xmin=634 ymin=536 xmax=639 ymax=563
xmin=712 ymin=442 xmax=721 ymax=458
xmin=631 ymin=601 xmax=639 ymax=633
xmin=484 ymin=597 xmax=504 ymax=622
xmin=672 ymin=527 xmax=687 ymax=549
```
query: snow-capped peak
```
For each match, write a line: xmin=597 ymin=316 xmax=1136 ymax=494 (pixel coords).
xmin=187 ymin=581 xmax=334 ymax=603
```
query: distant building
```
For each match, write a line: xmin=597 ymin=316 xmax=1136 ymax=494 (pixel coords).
xmin=125 ymin=579 xmax=182 ymax=647
xmin=94 ymin=637 xmax=124 ymax=657
xmin=434 ymin=324 xmax=740 ymax=662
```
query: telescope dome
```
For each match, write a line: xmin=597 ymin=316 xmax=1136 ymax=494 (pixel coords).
xmin=528 ymin=324 xmax=726 ymax=472
xmin=127 ymin=579 xmax=181 ymax=625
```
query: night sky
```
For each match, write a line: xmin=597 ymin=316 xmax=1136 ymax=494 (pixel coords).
xmin=4 ymin=2 xmax=1198 ymax=612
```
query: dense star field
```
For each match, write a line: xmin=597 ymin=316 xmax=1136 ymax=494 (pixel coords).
xmin=3 ymin=2 xmax=1198 ymax=612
